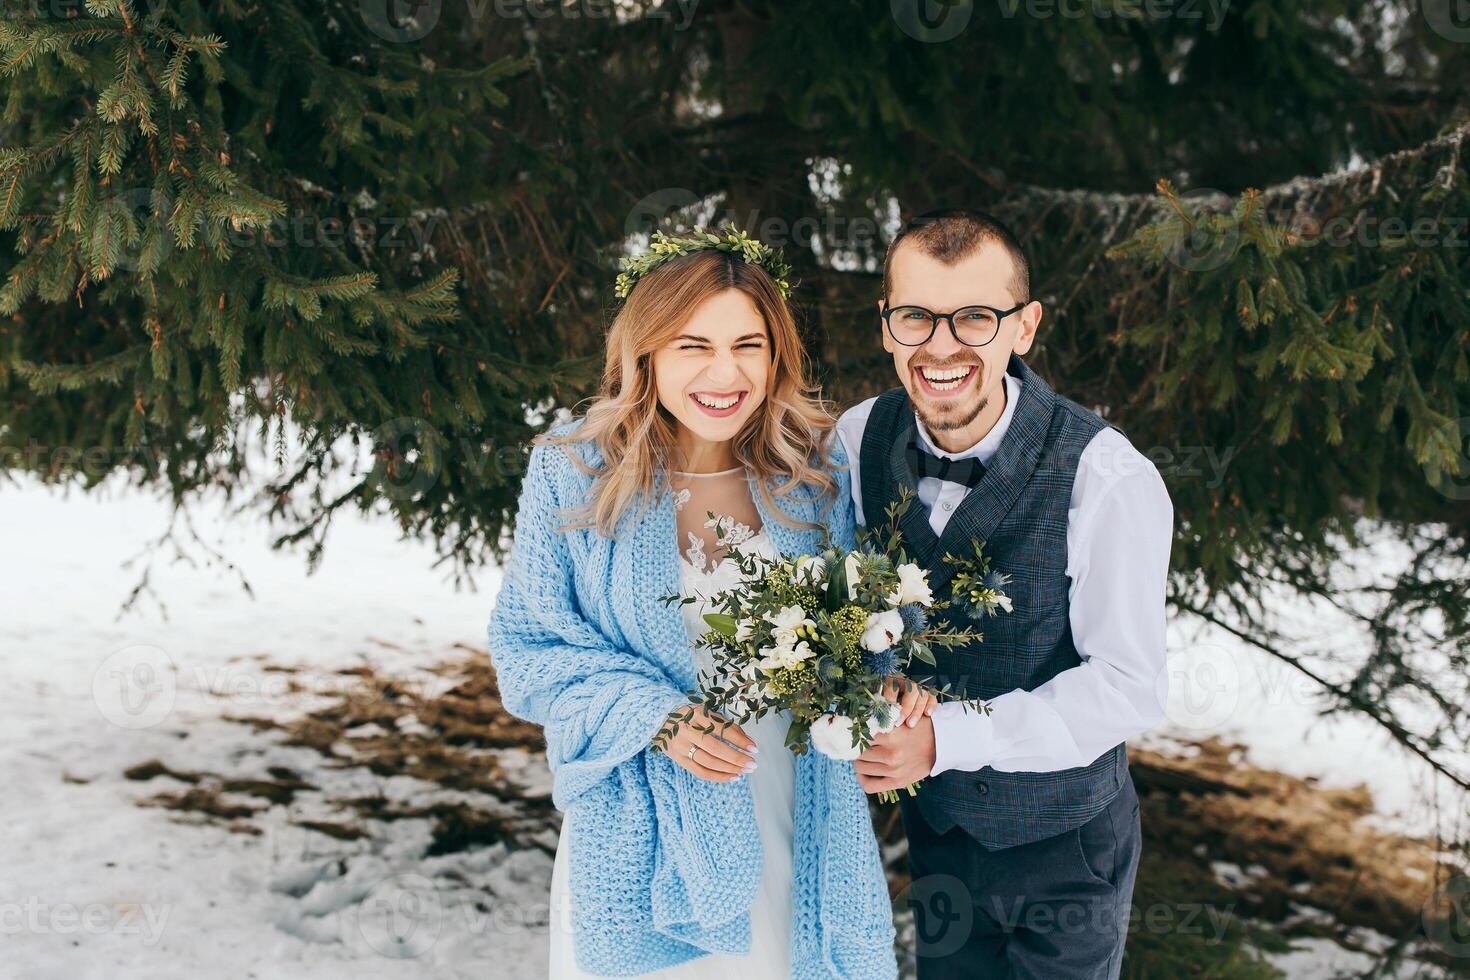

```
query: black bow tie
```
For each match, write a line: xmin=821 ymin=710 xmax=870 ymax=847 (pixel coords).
xmin=906 ymin=439 xmax=987 ymax=489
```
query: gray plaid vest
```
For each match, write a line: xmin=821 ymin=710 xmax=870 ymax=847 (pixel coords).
xmin=858 ymin=353 xmax=1128 ymax=849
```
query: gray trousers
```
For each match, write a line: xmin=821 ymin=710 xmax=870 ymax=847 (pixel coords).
xmin=902 ymin=773 xmax=1141 ymax=979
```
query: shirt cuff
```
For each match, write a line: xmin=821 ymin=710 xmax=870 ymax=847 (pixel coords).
xmin=928 ymin=699 xmax=997 ymax=777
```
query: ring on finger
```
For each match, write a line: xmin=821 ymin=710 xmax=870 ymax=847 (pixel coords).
xmin=687 ymin=745 xmax=698 ymax=760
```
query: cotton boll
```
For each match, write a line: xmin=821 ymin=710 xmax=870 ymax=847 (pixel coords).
xmin=810 ymin=713 xmax=862 ymax=761
xmin=860 ymin=609 xmax=904 ymax=652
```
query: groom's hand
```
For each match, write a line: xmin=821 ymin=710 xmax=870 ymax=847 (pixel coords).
xmin=854 ymin=716 xmax=936 ymax=794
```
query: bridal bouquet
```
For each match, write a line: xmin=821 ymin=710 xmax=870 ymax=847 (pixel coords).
xmin=659 ymin=491 xmax=1011 ymax=803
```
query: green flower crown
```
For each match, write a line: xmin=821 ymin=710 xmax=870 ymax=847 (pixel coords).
xmin=614 ymin=224 xmax=795 ymax=301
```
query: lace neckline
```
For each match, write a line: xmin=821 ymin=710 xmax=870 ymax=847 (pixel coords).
xmin=679 ymin=525 xmax=770 ymax=576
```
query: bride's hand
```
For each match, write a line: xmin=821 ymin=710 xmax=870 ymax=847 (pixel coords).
xmin=880 ymin=675 xmax=938 ymax=729
xmin=660 ymin=704 xmax=760 ymax=781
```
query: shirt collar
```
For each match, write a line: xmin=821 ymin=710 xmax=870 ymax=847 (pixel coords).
xmin=913 ymin=369 xmax=1020 ymax=465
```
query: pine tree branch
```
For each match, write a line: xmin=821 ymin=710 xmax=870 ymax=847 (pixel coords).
xmin=1177 ymin=599 xmax=1470 ymax=793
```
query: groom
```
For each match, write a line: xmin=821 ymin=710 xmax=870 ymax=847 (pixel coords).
xmin=837 ymin=209 xmax=1173 ymax=978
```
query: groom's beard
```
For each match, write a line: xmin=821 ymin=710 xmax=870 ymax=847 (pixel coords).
xmin=909 ymin=357 xmax=989 ymax=432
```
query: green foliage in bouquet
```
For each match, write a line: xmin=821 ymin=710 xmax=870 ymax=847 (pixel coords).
xmin=656 ymin=491 xmax=1006 ymax=803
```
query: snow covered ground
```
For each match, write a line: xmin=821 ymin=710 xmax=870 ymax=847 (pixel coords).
xmin=1 ymin=475 xmax=1464 ymax=979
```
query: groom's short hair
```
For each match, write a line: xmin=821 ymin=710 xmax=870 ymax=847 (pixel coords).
xmin=882 ymin=208 xmax=1031 ymax=304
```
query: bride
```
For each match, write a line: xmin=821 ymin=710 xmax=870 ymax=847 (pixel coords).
xmin=487 ymin=229 xmax=922 ymax=978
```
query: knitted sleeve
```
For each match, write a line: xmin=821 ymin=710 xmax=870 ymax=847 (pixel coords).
xmin=487 ymin=439 xmax=690 ymax=810
xmin=823 ymin=432 xmax=859 ymax=553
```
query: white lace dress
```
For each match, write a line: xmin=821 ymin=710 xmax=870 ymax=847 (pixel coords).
xmin=547 ymin=476 xmax=796 ymax=978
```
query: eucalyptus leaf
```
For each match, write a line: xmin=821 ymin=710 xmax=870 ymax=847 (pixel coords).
xmin=703 ymin=613 xmax=739 ymax=638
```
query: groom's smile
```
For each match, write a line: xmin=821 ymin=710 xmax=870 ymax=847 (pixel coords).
xmin=912 ymin=359 xmax=981 ymax=400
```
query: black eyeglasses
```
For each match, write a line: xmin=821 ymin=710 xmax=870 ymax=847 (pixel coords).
xmin=881 ymin=302 xmax=1025 ymax=348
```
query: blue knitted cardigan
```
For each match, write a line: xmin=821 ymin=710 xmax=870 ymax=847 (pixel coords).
xmin=487 ymin=420 xmax=897 ymax=978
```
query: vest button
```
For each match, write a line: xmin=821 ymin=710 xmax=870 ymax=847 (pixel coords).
xmin=975 ymin=780 xmax=990 ymax=795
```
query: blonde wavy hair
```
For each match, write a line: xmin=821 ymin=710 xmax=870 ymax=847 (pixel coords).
xmin=544 ymin=247 xmax=840 ymax=536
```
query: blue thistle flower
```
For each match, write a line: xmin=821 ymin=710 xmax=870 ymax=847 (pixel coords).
xmin=982 ymin=569 xmax=1011 ymax=591
xmin=862 ymin=647 xmax=899 ymax=677
xmin=897 ymin=603 xmax=928 ymax=636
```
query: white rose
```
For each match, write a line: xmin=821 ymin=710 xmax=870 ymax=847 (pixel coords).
xmin=888 ymin=562 xmax=934 ymax=607
xmin=860 ymin=609 xmax=905 ymax=652
xmin=734 ymin=618 xmax=754 ymax=641
xmin=995 ymin=595 xmax=1014 ymax=613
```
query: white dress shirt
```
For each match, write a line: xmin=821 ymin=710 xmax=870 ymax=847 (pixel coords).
xmin=836 ymin=369 xmax=1173 ymax=777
